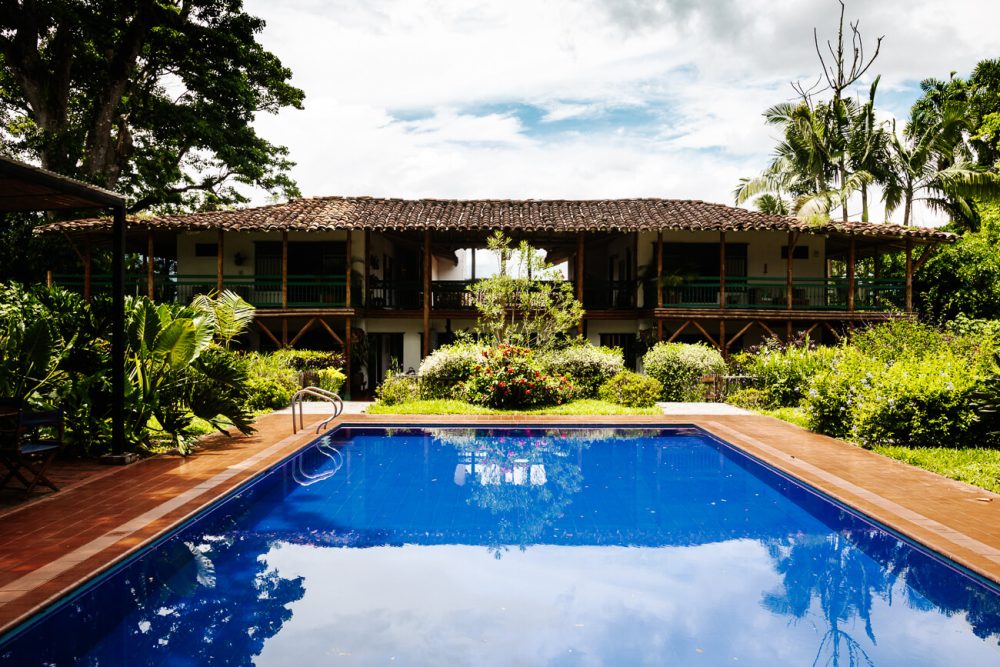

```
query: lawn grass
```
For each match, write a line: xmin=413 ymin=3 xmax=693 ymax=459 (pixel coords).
xmin=751 ymin=405 xmax=1000 ymax=494
xmin=870 ymin=445 xmax=1000 ymax=494
xmin=366 ymin=398 xmax=660 ymax=415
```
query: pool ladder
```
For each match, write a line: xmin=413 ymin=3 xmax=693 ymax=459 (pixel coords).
xmin=291 ymin=387 xmax=345 ymax=434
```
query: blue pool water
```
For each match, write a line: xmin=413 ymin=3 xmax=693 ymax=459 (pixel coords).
xmin=2 ymin=426 xmax=999 ymax=666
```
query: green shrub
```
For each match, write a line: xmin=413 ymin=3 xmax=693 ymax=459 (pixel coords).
xmin=375 ymin=373 xmax=421 ymax=406
xmin=316 ymin=367 xmax=346 ymax=394
xmin=731 ymin=340 xmax=838 ymax=408
xmin=271 ymin=349 xmax=345 ymax=371
xmin=539 ymin=345 xmax=624 ymax=398
xmin=802 ymin=347 xmax=880 ymax=439
xmin=461 ymin=344 xmax=574 ymax=409
xmin=642 ymin=342 xmax=725 ymax=401
xmin=418 ymin=342 xmax=485 ymax=398
xmin=849 ymin=350 xmax=984 ymax=447
xmin=726 ymin=387 xmax=770 ymax=410
xmin=597 ymin=371 xmax=661 ymax=407
xmin=243 ymin=352 xmax=298 ymax=411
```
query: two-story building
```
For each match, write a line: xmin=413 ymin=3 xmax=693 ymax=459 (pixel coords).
xmin=38 ymin=197 xmax=953 ymax=395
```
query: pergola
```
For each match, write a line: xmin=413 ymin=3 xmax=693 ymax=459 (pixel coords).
xmin=0 ymin=155 xmax=128 ymax=456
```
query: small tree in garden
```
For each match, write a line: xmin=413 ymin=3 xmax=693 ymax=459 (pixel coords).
xmin=469 ymin=232 xmax=584 ymax=350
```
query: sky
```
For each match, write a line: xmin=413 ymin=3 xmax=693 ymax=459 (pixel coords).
xmin=245 ymin=0 xmax=1000 ymax=226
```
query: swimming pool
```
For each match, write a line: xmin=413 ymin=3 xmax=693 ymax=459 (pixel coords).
xmin=1 ymin=425 xmax=998 ymax=665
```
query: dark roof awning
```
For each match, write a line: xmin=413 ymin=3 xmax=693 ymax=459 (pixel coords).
xmin=0 ymin=155 xmax=124 ymax=211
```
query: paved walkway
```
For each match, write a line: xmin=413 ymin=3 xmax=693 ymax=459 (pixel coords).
xmin=657 ymin=402 xmax=751 ymax=415
xmin=0 ymin=411 xmax=997 ymax=637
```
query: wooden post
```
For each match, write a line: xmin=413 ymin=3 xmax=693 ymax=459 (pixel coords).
xmin=905 ymin=238 xmax=913 ymax=313
xmin=575 ymin=232 xmax=584 ymax=303
xmin=656 ymin=231 xmax=663 ymax=308
xmin=847 ymin=236 xmax=856 ymax=312
xmin=423 ymin=229 xmax=431 ymax=358
xmin=282 ymin=318 xmax=288 ymax=347
xmin=363 ymin=229 xmax=370 ymax=307
xmin=632 ymin=231 xmax=638 ymax=308
xmin=83 ymin=237 xmax=92 ymax=303
xmin=146 ymin=228 xmax=155 ymax=299
xmin=281 ymin=231 xmax=289 ymax=309
xmin=345 ymin=230 xmax=353 ymax=308
xmin=46 ymin=270 xmax=53 ymax=289
xmin=470 ymin=246 xmax=477 ymax=280
xmin=344 ymin=316 xmax=352 ymax=400
xmin=786 ymin=231 xmax=797 ymax=310
xmin=216 ymin=229 xmax=224 ymax=294
xmin=719 ymin=231 xmax=727 ymax=310
xmin=720 ymin=319 xmax=727 ymax=356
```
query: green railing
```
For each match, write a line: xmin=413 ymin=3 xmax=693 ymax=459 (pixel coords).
xmin=583 ymin=279 xmax=637 ymax=310
xmin=659 ymin=276 xmax=905 ymax=311
xmin=54 ymin=274 xmax=348 ymax=308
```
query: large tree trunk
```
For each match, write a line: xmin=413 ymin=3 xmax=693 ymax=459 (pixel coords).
xmin=861 ymin=185 xmax=869 ymax=223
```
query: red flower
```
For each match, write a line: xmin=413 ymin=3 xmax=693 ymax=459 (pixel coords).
xmin=499 ymin=381 xmax=506 ymax=388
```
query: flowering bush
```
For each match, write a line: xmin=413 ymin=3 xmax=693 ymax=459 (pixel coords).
xmin=642 ymin=342 xmax=725 ymax=401
xmin=418 ymin=342 xmax=485 ymax=398
xmin=730 ymin=338 xmax=838 ymax=408
xmin=538 ymin=345 xmax=624 ymax=398
xmin=461 ymin=344 xmax=574 ymax=409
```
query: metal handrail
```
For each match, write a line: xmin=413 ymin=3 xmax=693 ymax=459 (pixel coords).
xmin=291 ymin=387 xmax=344 ymax=434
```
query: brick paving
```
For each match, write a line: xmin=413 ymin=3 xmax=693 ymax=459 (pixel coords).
xmin=0 ymin=411 xmax=998 ymax=637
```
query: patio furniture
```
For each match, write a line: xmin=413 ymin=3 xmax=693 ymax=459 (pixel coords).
xmin=0 ymin=401 xmax=64 ymax=498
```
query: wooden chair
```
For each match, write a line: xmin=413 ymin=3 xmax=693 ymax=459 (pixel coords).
xmin=0 ymin=401 xmax=64 ymax=498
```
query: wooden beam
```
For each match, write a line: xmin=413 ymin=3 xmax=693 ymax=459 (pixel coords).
xmin=691 ymin=320 xmax=719 ymax=349
xmin=344 ymin=316 xmax=353 ymax=400
xmin=632 ymin=231 xmax=639 ymax=308
xmin=656 ymin=231 xmax=663 ymax=308
xmin=823 ymin=321 xmax=842 ymax=341
xmin=786 ymin=231 xmax=799 ymax=310
xmin=913 ymin=243 xmax=936 ymax=272
xmin=719 ymin=231 xmax=727 ymax=310
xmin=146 ymin=228 xmax=155 ymax=299
xmin=847 ymin=236 xmax=856 ymax=312
xmin=423 ymin=229 xmax=431 ymax=358
xmin=786 ymin=320 xmax=793 ymax=342
xmin=657 ymin=319 xmax=664 ymax=341
xmin=667 ymin=320 xmax=692 ymax=343
xmin=345 ymin=230 xmax=353 ymax=309
xmin=805 ymin=322 xmax=820 ymax=339
xmin=46 ymin=270 xmax=53 ymax=289
xmin=216 ymin=229 xmax=224 ymax=294
xmin=758 ymin=320 xmax=777 ymax=339
xmin=720 ymin=319 xmax=727 ymax=356
xmin=281 ymin=317 xmax=288 ymax=347
xmin=289 ymin=317 xmax=317 ymax=347
xmin=281 ymin=231 xmax=289 ymax=309
xmin=318 ymin=317 xmax=344 ymax=346
xmin=576 ymin=232 xmax=585 ymax=303
xmin=257 ymin=319 xmax=281 ymax=347
xmin=905 ymin=238 xmax=913 ymax=313
xmin=726 ymin=320 xmax=755 ymax=349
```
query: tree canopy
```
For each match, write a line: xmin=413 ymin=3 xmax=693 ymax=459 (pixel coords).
xmin=0 ymin=0 xmax=305 ymax=212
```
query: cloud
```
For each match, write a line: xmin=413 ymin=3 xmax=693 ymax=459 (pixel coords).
xmin=245 ymin=0 xmax=1000 ymax=225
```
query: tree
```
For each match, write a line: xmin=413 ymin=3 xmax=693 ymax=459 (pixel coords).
xmin=883 ymin=104 xmax=1000 ymax=229
xmin=469 ymin=232 xmax=584 ymax=350
xmin=0 ymin=0 xmax=304 ymax=212
xmin=736 ymin=2 xmax=887 ymax=222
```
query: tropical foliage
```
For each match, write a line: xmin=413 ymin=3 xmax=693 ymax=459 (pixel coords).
xmin=597 ymin=371 xmax=662 ymax=408
xmin=469 ymin=232 xmax=584 ymax=350
xmin=460 ymin=344 xmax=574 ymax=410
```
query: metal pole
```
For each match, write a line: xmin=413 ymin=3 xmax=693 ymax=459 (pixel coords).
xmin=111 ymin=206 xmax=126 ymax=455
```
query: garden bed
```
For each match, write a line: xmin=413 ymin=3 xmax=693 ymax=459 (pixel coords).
xmin=366 ymin=398 xmax=660 ymax=415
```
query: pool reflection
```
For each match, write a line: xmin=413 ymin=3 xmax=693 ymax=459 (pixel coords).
xmin=2 ymin=427 xmax=998 ymax=667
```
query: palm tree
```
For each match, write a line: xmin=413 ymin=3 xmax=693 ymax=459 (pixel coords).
xmin=848 ymin=78 xmax=892 ymax=222
xmin=884 ymin=104 xmax=1000 ymax=229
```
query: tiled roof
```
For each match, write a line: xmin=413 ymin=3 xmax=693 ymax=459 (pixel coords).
xmin=34 ymin=196 xmax=955 ymax=240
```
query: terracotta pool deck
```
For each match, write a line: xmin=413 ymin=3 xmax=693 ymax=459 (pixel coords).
xmin=0 ymin=411 xmax=998 ymax=636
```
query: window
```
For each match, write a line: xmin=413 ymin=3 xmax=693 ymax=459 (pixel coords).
xmin=195 ymin=243 xmax=218 ymax=257
xmin=781 ymin=245 xmax=809 ymax=260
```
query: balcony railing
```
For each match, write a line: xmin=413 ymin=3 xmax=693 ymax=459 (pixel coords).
xmin=55 ymin=273 xmax=905 ymax=313
xmin=54 ymin=274 xmax=349 ymax=308
xmin=659 ymin=277 xmax=905 ymax=311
